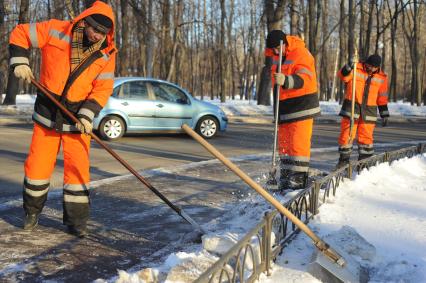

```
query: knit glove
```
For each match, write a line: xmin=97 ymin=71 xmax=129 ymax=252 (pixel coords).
xmin=274 ymin=73 xmax=286 ymax=86
xmin=76 ymin=117 xmax=93 ymax=134
xmin=14 ymin=65 xmax=34 ymax=84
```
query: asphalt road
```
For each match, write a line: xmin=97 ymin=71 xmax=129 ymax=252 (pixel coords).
xmin=0 ymin=117 xmax=425 ymax=199
xmin=0 ymin=117 xmax=425 ymax=281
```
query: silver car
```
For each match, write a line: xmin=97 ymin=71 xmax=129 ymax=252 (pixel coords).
xmin=93 ymin=77 xmax=228 ymax=140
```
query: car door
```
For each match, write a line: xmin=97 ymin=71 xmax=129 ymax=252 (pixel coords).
xmin=150 ymin=82 xmax=194 ymax=129
xmin=116 ymin=80 xmax=156 ymax=130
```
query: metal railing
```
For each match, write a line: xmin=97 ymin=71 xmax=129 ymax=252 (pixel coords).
xmin=195 ymin=143 xmax=426 ymax=283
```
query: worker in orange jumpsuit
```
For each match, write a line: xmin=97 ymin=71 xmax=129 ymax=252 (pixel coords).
xmin=336 ymin=54 xmax=389 ymax=168
xmin=265 ymin=30 xmax=321 ymax=191
xmin=9 ymin=1 xmax=116 ymax=237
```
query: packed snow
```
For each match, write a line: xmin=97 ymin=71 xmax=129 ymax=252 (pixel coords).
xmin=104 ymin=154 xmax=426 ymax=283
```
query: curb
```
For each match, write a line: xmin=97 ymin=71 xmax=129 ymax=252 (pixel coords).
xmin=0 ymin=114 xmax=425 ymax=126
xmin=0 ymin=115 xmax=33 ymax=125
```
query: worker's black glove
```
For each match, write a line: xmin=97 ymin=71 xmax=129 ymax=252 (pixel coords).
xmin=381 ymin=117 xmax=388 ymax=127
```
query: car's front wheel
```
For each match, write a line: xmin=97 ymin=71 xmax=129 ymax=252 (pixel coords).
xmin=99 ymin=116 xmax=126 ymax=141
xmin=196 ymin=116 xmax=219 ymax=139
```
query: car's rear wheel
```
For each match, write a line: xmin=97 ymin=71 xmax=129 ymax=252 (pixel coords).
xmin=99 ymin=116 xmax=125 ymax=141
xmin=196 ymin=116 xmax=219 ymax=139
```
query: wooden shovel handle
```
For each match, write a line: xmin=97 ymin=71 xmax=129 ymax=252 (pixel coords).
xmin=181 ymin=124 xmax=345 ymax=266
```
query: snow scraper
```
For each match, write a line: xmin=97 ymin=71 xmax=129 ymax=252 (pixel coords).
xmin=266 ymin=40 xmax=283 ymax=186
xmin=182 ymin=124 xmax=365 ymax=283
xmin=31 ymin=79 xmax=205 ymax=239
xmin=348 ymin=46 xmax=358 ymax=144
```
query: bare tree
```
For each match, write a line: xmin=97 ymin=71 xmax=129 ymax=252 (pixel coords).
xmin=401 ymin=0 xmax=423 ymax=105
xmin=256 ymin=0 xmax=286 ymax=106
xmin=347 ymin=0 xmax=356 ymax=60
xmin=119 ymin=0 xmax=130 ymax=76
xmin=337 ymin=0 xmax=347 ymax=103
xmin=0 ymin=0 xmax=6 ymax=98
xmin=319 ymin=0 xmax=329 ymax=100
xmin=3 ymin=0 xmax=30 ymax=105
xmin=289 ymin=0 xmax=298 ymax=35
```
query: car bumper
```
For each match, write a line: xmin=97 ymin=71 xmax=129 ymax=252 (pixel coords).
xmin=220 ymin=116 xmax=228 ymax=131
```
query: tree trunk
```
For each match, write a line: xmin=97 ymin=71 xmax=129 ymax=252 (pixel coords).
xmin=0 ymin=0 xmax=6 ymax=100
xmin=289 ymin=0 xmax=298 ymax=35
xmin=319 ymin=0 xmax=329 ymax=101
xmin=119 ymin=0 xmax=130 ymax=76
xmin=337 ymin=0 xmax=347 ymax=103
xmin=364 ymin=1 xmax=376 ymax=58
xmin=146 ymin=0 xmax=154 ymax=77
xmin=256 ymin=0 xmax=286 ymax=106
xmin=219 ymin=0 xmax=226 ymax=102
xmin=3 ymin=0 xmax=30 ymax=105
xmin=347 ymin=0 xmax=356 ymax=60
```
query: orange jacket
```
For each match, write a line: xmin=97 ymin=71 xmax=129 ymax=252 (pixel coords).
xmin=266 ymin=35 xmax=320 ymax=123
xmin=338 ymin=62 xmax=389 ymax=123
xmin=9 ymin=1 xmax=116 ymax=132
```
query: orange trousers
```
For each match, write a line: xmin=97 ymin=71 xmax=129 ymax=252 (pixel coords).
xmin=338 ymin=117 xmax=375 ymax=146
xmin=278 ymin=118 xmax=313 ymax=174
xmin=23 ymin=123 xmax=91 ymax=226
xmin=25 ymin=123 xmax=91 ymax=184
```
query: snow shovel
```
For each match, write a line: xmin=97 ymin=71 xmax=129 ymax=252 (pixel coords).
xmin=31 ymin=79 xmax=205 ymax=236
xmin=348 ymin=49 xmax=358 ymax=144
xmin=266 ymin=40 xmax=284 ymax=186
xmin=182 ymin=123 xmax=363 ymax=283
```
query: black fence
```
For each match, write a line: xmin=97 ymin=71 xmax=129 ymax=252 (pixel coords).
xmin=195 ymin=143 xmax=426 ymax=283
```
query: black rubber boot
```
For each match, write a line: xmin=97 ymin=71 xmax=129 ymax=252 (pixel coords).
xmin=67 ymin=225 xmax=88 ymax=238
xmin=336 ymin=153 xmax=350 ymax=169
xmin=279 ymin=171 xmax=307 ymax=192
xmin=23 ymin=213 xmax=40 ymax=231
xmin=358 ymin=153 xmax=373 ymax=160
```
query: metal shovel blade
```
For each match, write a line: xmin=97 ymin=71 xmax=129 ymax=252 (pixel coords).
xmin=266 ymin=167 xmax=278 ymax=185
xmin=308 ymin=243 xmax=367 ymax=283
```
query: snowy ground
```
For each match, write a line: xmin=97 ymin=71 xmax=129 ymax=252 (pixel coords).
xmin=260 ymin=154 xmax=426 ymax=283
xmin=1 ymin=94 xmax=426 ymax=118
xmin=205 ymin=98 xmax=426 ymax=118
xmin=105 ymin=154 xmax=426 ymax=283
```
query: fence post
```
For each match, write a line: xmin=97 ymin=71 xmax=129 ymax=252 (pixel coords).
xmin=312 ymin=181 xmax=321 ymax=215
xmin=347 ymin=163 xmax=353 ymax=179
xmin=263 ymin=212 xmax=273 ymax=276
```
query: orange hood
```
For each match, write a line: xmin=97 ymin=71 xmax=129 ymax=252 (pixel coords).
xmin=72 ymin=1 xmax=115 ymax=46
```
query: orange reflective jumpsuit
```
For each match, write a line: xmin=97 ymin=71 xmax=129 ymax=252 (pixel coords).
xmin=266 ymin=35 xmax=320 ymax=188
xmin=9 ymin=1 xmax=116 ymax=227
xmin=337 ymin=62 xmax=389 ymax=160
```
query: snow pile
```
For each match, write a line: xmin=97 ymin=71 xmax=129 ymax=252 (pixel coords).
xmin=2 ymin=94 xmax=426 ymax=118
xmin=262 ymin=154 xmax=426 ymax=283
xmin=109 ymin=154 xmax=426 ymax=283
xmin=207 ymin=98 xmax=426 ymax=117
xmin=0 ymin=94 xmax=35 ymax=115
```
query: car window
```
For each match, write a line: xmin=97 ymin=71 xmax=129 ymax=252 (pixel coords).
xmin=118 ymin=81 xmax=149 ymax=100
xmin=151 ymin=82 xmax=189 ymax=104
